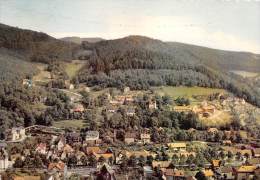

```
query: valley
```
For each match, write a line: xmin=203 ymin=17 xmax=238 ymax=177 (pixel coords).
xmin=0 ymin=23 xmax=260 ymax=179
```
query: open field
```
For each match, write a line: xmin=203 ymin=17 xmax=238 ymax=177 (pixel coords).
xmin=230 ymin=70 xmax=259 ymax=78
xmin=152 ymin=86 xmax=227 ymax=104
xmin=64 ymin=60 xmax=86 ymax=79
xmin=198 ymin=110 xmax=232 ymax=128
xmin=32 ymin=63 xmax=51 ymax=83
xmin=53 ymin=120 xmax=87 ymax=129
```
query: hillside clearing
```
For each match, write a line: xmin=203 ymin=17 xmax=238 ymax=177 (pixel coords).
xmin=230 ymin=70 xmax=259 ymax=78
xmin=53 ymin=120 xmax=87 ymax=129
xmin=64 ymin=60 xmax=86 ymax=79
xmin=198 ymin=110 xmax=232 ymax=128
xmin=152 ymin=86 xmax=227 ymax=104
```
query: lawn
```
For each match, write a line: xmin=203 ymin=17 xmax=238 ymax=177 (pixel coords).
xmin=198 ymin=110 xmax=232 ymax=128
xmin=230 ymin=70 xmax=259 ymax=78
xmin=152 ymin=86 xmax=227 ymax=103
xmin=53 ymin=120 xmax=87 ymax=129
xmin=64 ymin=61 xmax=86 ymax=79
xmin=32 ymin=63 xmax=51 ymax=84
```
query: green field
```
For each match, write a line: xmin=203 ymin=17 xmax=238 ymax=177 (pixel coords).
xmin=65 ymin=61 xmax=86 ymax=79
xmin=153 ymin=86 xmax=226 ymax=99
xmin=53 ymin=120 xmax=87 ymax=129
xmin=230 ymin=70 xmax=259 ymax=78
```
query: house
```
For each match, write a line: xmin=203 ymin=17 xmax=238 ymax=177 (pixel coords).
xmin=107 ymin=106 xmax=118 ymax=113
xmin=152 ymin=161 xmax=172 ymax=169
xmin=57 ymin=137 xmax=66 ymax=151
xmin=123 ymin=86 xmax=130 ymax=94
xmin=11 ymin=175 xmax=41 ymax=180
xmin=143 ymin=166 xmax=153 ymax=177
xmin=65 ymin=80 xmax=74 ymax=90
xmin=0 ymin=148 xmax=11 ymax=170
xmin=252 ymin=148 xmax=260 ymax=158
xmin=235 ymin=165 xmax=257 ymax=180
xmin=124 ymin=132 xmax=136 ymax=144
xmin=126 ymin=108 xmax=136 ymax=117
xmin=254 ymin=168 xmax=260 ymax=178
xmin=164 ymin=169 xmax=185 ymax=180
xmin=35 ymin=143 xmax=47 ymax=154
xmin=63 ymin=144 xmax=74 ymax=154
xmin=66 ymin=132 xmax=82 ymax=143
xmin=148 ymin=100 xmax=157 ymax=110
xmin=222 ymin=140 xmax=232 ymax=146
xmin=76 ymin=151 xmax=86 ymax=165
xmin=22 ymin=79 xmax=33 ymax=88
xmin=207 ymin=128 xmax=218 ymax=134
xmin=71 ymin=103 xmax=84 ymax=113
xmin=11 ymin=127 xmax=26 ymax=141
xmin=124 ymin=95 xmax=134 ymax=104
xmin=173 ymin=106 xmax=191 ymax=112
xmin=48 ymin=161 xmax=65 ymax=171
xmin=86 ymin=146 xmax=101 ymax=155
xmin=212 ymin=160 xmax=221 ymax=168
xmin=220 ymin=166 xmax=234 ymax=180
xmin=85 ymin=131 xmax=99 ymax=141
xmin=202 ymin=169 xmax=214 ymax=180
xmin=167 ymin=143 xmax=186 ymax=151
xmin=240 ymin=149 xmax=252 ymax=159
xmin=94 ymin=152 xmax=113 ymax=164
xmin=140 ymin=133 xmax=151 ymax=144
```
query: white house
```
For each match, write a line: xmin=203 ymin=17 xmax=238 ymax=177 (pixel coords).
xmin=0 ymin=145 xmax=12 ymax=171
xmin=11 ymin=127 xmax=26 ymax=141
xmin=85 ymin=131 xmax=99 ymax=141
xmin=57 ymin=137 xmax=66 ymax=151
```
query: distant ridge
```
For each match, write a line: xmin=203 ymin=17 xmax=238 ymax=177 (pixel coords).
xmin=60 ymin=36 xmax=104 ymax=44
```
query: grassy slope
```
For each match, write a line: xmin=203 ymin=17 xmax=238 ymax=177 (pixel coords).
xmin=230 ymin=70 xmax=259 ymax=78
xmin=0 ymin=49 xmax=37 ymax=82
xmin=64 ymin=61 xmax=86 ymax=79
xmin=153 ymin=86 xmax=227 ymax=103
xmin=53 ymin=120 xmax=87 ymax=129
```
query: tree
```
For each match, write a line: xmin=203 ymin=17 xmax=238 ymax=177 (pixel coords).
xmin=13 ymin=157 xmax=24 ymax=168
xmin=120 ymin=156 xmax=128 ymax=173
xmin=88 ymin=155 xmax=97 ymax=167
xmin=68 ymin=155 xmax=77 ymax=167
xmin=195 ymin=171 xmax=207 ymax=180
xmin=186 ymin=154 xmax=195 ymax=166
xmin=172 ymin=154 xmax=179 ymax=164
xmin=80 ymin=155 xmax=88 ymax=166
xmin=128 ymin=155 xmax=137 ymax=167
xmin=98 ymin=156 xmax=106 ymax=164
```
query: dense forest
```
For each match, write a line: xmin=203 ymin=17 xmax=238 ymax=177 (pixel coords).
xmin=77 ymin=36 xmax=260 ymax=107
xmin=0 ymin=23 xmax=79 ymax=63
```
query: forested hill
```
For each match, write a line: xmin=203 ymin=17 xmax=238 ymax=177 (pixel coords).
xmin=167 ymin=42 xmax=260 ymax=72
xmin=78 ymin=35 xmax=260 ymax=107
xmin=0 ymin=23 xmax=79 ymax=63
xmin=81 ymin=35 xmax=260 ymax=72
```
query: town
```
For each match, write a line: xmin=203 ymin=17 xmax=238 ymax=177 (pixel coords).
xmin=1 ymin=3 xmax=260 ymax=179
xmin=1 ymin=78 xmax=260 ymax=179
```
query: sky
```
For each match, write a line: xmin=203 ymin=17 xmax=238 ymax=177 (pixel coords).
xmin=0 ymin=0 xmax=260 ymax=53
